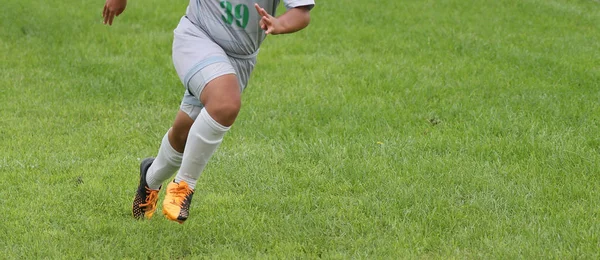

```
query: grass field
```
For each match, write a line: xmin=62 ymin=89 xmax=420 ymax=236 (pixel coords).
xmin=1 ymin=0 xmax=600 ymax=258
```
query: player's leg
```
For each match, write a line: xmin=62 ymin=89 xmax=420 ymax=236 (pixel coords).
xmin=132 ymin=16 xmax=207 ymax=219
xmin=144 ymin=110 xmax=193 ymax=188
xmin=169 ymin=110 xmax=195 ymax=152
xmin=162 ymin=65 xmax=241 ymax=223
xmin=156 ymin=15 xmax=254 ymax=223
xmin=174 ymin=73 xmax=240 ymax=185
xmin=132 ymin=110 xmax=191 ymax=220
xmin=169 ymin=57 xmax=253 ymax=192
xmin=199 ymin=74 xmax=241 ymax=126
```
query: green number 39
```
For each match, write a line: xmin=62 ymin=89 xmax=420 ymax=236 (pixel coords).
xmin=220 ymin=1 xmax=250 ymax=29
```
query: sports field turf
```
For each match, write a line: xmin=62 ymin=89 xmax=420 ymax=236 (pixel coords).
xmin=1 ymin=0 xmax=599 ymax=258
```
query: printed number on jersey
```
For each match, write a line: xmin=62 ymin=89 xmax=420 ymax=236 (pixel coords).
xmin=220 ymin=1 xmax=250 ymax=29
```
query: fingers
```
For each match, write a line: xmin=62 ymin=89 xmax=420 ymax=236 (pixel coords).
xmin=103 ymin=8 xmax=123 ymax=25
xmin=102 ymin=4 xmax=115 ymax=25
xmin=104 ymin=13 xmax=114 ymax=25
xmin=254 ymin=3 xmax=261 ymax=14
xmin=103 ymin=9 xmax=115 ymax=25
xmin=108 ymin=12 xmax=115 ymax=25
xmin=259 ymin=8 xmax=270 ymax=18
xmin=102 ymin=0 xmax=125 ymax=26
xmin=261 ymin=17 xmax=274 ymax=34
xmin=103 ymin=5 xmax=110 ymax=24
xmin=254 ymin=4 xmax=264 ymax=16
xmin=255 ymin=3 xmax=277 ymax=34
xmin=265 ymin=26 xmax=274 ymax=35
xmin=254 ymin=3 xmax=270 ymax=18
xmin=259 ymin=19 xmax=266 ymax=30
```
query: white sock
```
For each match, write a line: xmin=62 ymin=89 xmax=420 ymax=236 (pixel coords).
xmin=146 ymin=129 xmax=183 ymax=190
xmin=175 ymin=108 xmax=229 ymax=190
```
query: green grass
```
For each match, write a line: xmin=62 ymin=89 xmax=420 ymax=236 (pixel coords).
xmin=1 ymin=0 xmax=600 ymax=258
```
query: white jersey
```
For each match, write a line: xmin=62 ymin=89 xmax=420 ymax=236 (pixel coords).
xmin=185 ymin=0 xmax=315 ymax=56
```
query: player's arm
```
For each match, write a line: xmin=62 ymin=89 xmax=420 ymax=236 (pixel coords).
xmin=102 ymin=0 xmax=128 ymax=25
xmin=254 ymin=4 xmax=311 ymax=35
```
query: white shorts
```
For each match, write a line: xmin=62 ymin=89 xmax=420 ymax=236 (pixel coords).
xmin=172 ymin=16 xmax=257 ymax=120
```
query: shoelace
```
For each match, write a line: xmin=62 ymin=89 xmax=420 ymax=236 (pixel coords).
xmin=139 ymin=187 xmax=159 ymax=211
xmin=169 ymin=184 xmax=193 ymax=206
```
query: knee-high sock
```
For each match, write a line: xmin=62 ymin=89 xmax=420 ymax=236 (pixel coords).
xmin=146 ymin=129 xmax=183 ymax=190
xmin=175 ymin=108 xmax=229 ymax=190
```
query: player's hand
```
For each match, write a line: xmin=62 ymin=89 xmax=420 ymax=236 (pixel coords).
xmin=254 ymin=3 xmax=283 ymax=35
xmin=102 ymin=0 xmax=127 ymax=25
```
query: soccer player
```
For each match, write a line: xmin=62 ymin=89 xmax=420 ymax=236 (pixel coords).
xmin=102 ymin=0 xmax=314 ymax=223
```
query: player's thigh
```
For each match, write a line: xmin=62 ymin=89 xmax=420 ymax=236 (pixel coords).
xmin=177 ymin=60 xmax=239 ymax=122
xmin=177 ymin=58 xmax=257 ymax=122
xmin=172 ymin=16 xmax=256 ymax=121
xmin=198 ymin=58 xmax=258 ymax=121
xmin=229 ymin=56 xmax=256 ymax=93
xmin=200 ymin=73 xmax=240 ymax=110
xmin=172 ymin=16 xmax=232 ymax=119
xmin=187 ymin=57 xmax=256 ymax=103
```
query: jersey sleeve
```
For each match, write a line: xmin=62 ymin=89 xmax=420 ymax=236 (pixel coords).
xmin=283 ymin=0 xmax=315 ymax=10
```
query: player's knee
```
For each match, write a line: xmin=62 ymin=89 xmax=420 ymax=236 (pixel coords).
xmin=202 ymin=74 xmax=242 ymax=126
xmin=202 ymin=99 xmax=240 ymax=126
xmin=206 ymin=97 xmax=240 ymax=126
